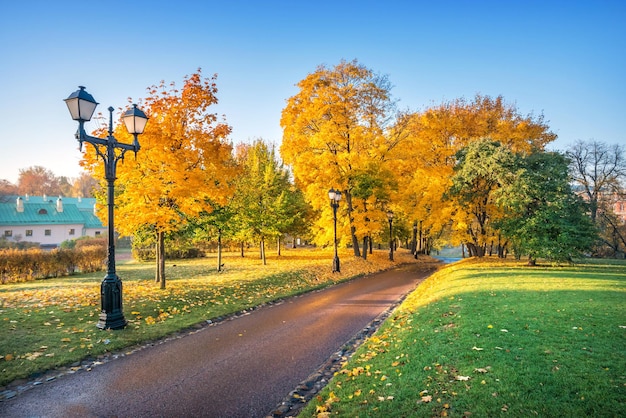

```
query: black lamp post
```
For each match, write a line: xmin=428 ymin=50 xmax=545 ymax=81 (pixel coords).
xmin=328 ymin=188 xmax=342 ymax=272
xmin=64 ymin=86 xmax=148 ymax=330
xmin=387 ymin=210 xmax=394 ymax=261
xmin=412 ymin=221 xmax=418 ymax=259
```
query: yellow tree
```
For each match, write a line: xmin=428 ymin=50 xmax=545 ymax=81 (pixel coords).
xmin=393 ymin=95 xmax=556 ymax=254
xmin=280 ymin=59 xmax=403 ymax=257
xmin=83 ymin=70 xmax=236 ymax=288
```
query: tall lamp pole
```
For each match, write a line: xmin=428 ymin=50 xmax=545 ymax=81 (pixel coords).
xmin=412 ymin=221 xmax=418 ymax=259
xmin=387 ymin=210 xmax=394 ymax=261
xmin=329 ymin=188 xmax=342 ymax=272
xmin=64 ymin=86 xmax=148 ymax=330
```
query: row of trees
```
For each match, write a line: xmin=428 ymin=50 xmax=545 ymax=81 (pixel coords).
xmin=280 ymin=60 xmax=618 ymax=264
xmin=82 ymin=71 xmax=309 ymax=288
xmin=0 ymin=167 xmax=98 ymax=198
xmin=67 ymin=62 xmax=625 ymax=286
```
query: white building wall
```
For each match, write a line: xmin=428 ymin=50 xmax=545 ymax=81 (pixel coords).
xmin=2 ymin=223 xmax=94 ymax=246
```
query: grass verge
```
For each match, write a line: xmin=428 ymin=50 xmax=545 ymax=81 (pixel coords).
xmin=0 ymin=247 xmax=421 ymax=387
xmin=301 ymin=258 xmax=626 ymax=417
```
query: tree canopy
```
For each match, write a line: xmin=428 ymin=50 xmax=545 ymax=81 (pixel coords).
xmin=82 ymin=70 xmax=237 ymax=288
xmin=280 ymin=59 xmax=402 ymax=256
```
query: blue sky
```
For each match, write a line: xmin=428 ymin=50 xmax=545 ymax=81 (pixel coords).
xmin=0 ymin=0 xmax=624 ymax=184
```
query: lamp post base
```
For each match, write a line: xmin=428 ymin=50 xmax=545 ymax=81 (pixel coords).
xmin=96 ymin=274 xmax=127 ymax=330
xmin=332 ymin=256 xmax=340 ymax=273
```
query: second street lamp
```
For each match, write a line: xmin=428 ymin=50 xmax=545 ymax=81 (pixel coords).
xmin=387 ymin=210 xmax=394 ymax=261
xmin=329 ymin=188 xmax=342 ymax=272
xmin=64 ymin=86 xmax=148 ymax=330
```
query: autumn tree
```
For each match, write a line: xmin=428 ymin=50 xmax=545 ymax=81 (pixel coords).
xmin=280 ymin=59 xmax=402 ymax=257
xmin=0 ymin=179 xmax=18 ymax=196
xmin=72 ymin=172 xmax=99 ymax=197
xmin=17 ymin=166 xmax=62 ymax=196
xmin=393 ymin=95 xmax=557 ymax=253
xmin=82 ymin=70 xmax=236 ymax=288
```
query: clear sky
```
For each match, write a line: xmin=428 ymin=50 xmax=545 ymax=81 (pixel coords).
xmin=0 ymin=0 xmax=624 ymax=184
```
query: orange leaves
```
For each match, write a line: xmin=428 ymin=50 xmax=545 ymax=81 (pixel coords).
xmin=84 ymin=70 xmax=237 ymax=240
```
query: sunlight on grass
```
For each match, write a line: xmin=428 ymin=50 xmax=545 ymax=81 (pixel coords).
xmin=301 ymin=258 xmax=626 ymax=417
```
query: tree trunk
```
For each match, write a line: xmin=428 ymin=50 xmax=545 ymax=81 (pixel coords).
xmin=155 ymin=230 xmax=166 ymax=289
xmin=260 ymin=238 xmax=266 ymax=265
xmin=277 ymin=236 xmax=281 ymax=256
xmin=361 ymin=236 xmax=368 ymax=260
xmin=240 ymin=242 xmax=245 ymax=257
xmin=369 ymin=235 xmax=373 ymax=254
xmin=155 ymin=233 xmax=160 ymax=283
xmin=344 ymin=191 xmax=361 ymax=257
xmin=217 ymin=229 xmax=223 ymax=272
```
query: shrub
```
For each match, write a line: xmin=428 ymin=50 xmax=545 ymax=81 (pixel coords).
xmin=0 ymin=245 xmax=106 ymax=284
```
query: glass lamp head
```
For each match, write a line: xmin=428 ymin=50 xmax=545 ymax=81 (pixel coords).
xmin=64 ymin=86 xmax=98 ymax=122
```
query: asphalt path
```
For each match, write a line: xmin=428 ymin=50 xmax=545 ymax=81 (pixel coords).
xmin=0 ymin=261 xmax=436 ymax=418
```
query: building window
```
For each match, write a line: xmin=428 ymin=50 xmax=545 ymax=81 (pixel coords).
xmin=38 ymin=208 xmax=48 ymax=215
xmin=3 ymin=230 xmax=12 ymax=237
xmin=26 ymin=230 xmax=33 ymax=237
xmin=45 ymin=229 xmax=51 ymax=236
xmin=69 ymin=228 xmax=75 ymax=236
xmin=95 ymin=231 xmax=101 ymax=236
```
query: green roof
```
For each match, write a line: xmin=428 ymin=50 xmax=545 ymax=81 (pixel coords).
xmin=0 ymin=196 xmax=103 ymax=227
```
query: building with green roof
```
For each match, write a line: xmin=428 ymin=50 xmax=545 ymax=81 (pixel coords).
xmin=0 ymin=195 xmax=106 ymax=247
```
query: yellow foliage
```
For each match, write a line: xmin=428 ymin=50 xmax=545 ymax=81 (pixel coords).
xmin=280 ymin=60 xmax=399 ymax=247
xmin=393 ymin=94 xmax=556 ymax=249
xmin=81 ymin=71 xmax=237 ymax=238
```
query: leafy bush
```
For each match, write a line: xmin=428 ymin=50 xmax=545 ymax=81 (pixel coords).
xmin=0 ymin=245 xmax=106 ymax=284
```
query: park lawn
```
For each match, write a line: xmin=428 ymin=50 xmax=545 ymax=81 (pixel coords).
xmin=302 ymin=258 xmax=626 ymax=418
xmin=0 ymin=247 xmax=420 ymax=387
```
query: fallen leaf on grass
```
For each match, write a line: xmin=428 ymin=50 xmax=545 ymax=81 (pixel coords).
xmin=472 ymin=346 xmax=484 ymax=351
xmin=456 ymin=375 xmax=471 ymax=381
xmin=419 ymin=395 xmax=433 ymax=403
xmin=474 ymin=367 xmax=490 ymax=373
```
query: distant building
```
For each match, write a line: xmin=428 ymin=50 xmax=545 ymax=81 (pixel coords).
xmin=0 ymin=195 xmax=106 ymax=247
xmin=609 ymin=193 xmax=626 ymax=222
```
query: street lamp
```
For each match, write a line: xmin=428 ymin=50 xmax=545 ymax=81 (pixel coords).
xmin=387 ymin=210 xmax=394 ymax=261
xmin=412 ymin=221 xmax=418 ymax=259
xmin=328 ymin=188 xmax=342 ymax=272
xmin=64 ymin=86 xmax=148 ymax=330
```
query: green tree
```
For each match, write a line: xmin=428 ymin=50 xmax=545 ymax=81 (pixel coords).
xmin=446 ymin=139 xmax=518 ymax=257
xmin=496 ymin=151 xmax=597 ymax=264
xmin=392 ymin=95 xmax=556 ymax=254
xmin=231 ymin=140 xmax=298 ymax=265
xmin=189 ymin=202 xmax=235 ymax=271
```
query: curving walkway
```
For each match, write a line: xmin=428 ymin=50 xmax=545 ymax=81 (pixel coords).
xmin=0 ymin=261 xmax=437 ymax=418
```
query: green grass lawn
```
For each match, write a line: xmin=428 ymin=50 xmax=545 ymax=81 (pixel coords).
xmin=301 ymin=258 xmax=626 ymax=417
xmin=0 ymin=247 xmax=417 ymax=387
